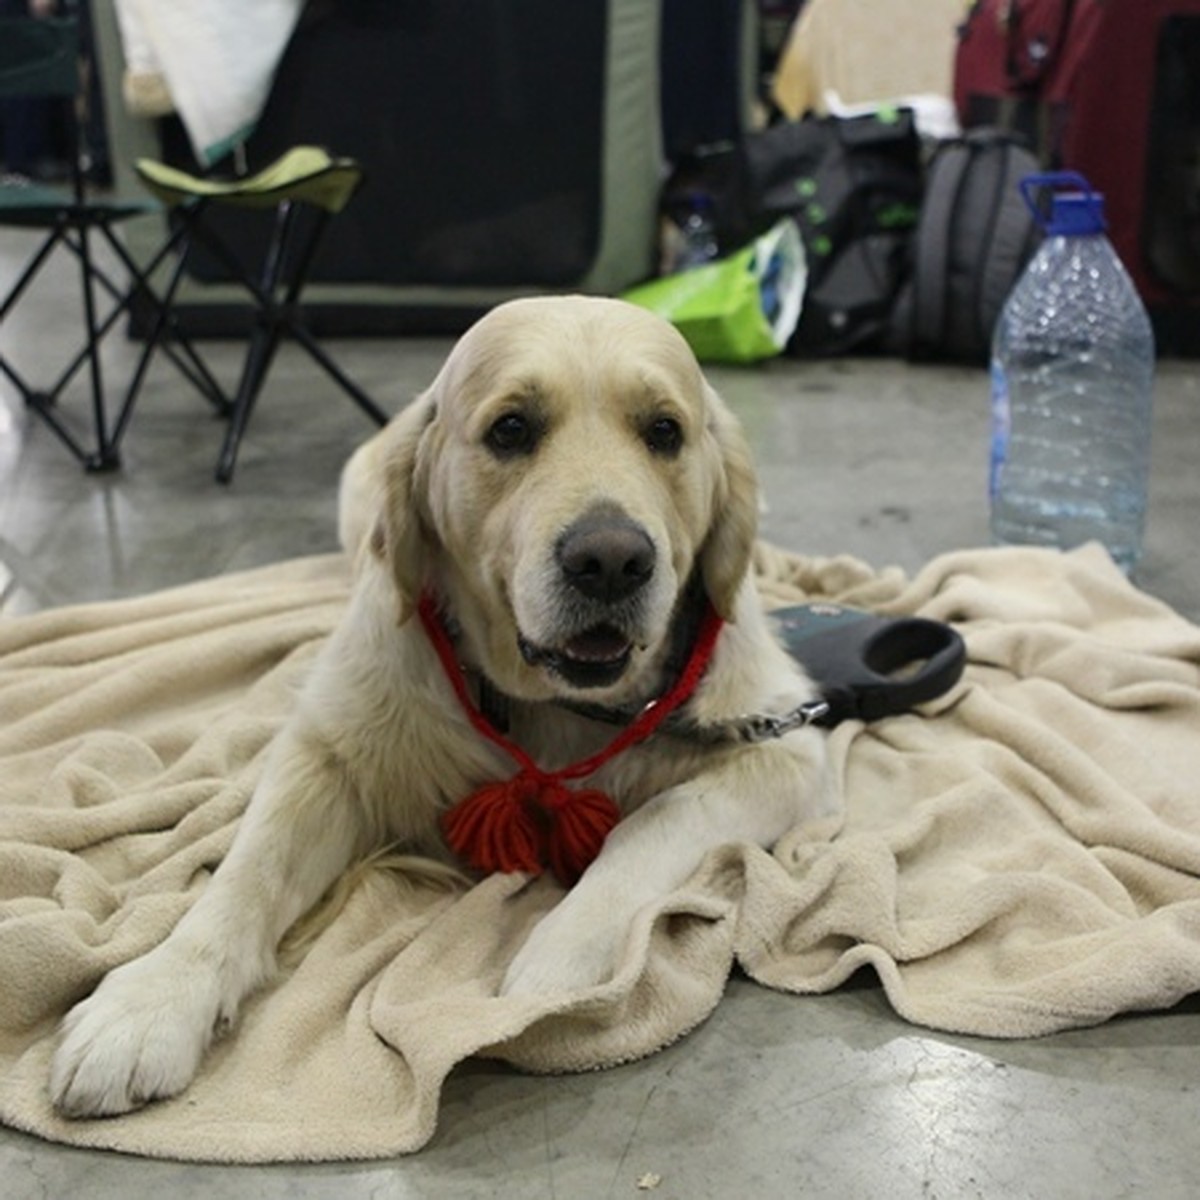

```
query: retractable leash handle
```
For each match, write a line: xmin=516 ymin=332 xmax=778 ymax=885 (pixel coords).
xmin=772 ymin=604 xmax=967 ymax=725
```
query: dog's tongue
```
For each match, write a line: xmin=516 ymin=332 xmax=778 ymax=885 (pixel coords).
xmin=564 ymin=625 xmax=631 ymax=664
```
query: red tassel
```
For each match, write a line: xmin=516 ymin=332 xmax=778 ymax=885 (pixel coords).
xmin=540 ymin=784 xmax=621 ymax=887
xmin=440 ymin=776 xmax=545 ymax=876
xmin=439 ymin=773 xmax=621 ymax=886
xmin=419 ymin=591 xmax=723 ymax=887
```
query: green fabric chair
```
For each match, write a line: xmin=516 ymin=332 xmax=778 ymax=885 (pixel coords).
xmin=0 ymin=15 xmax=224 ymax=471
xmin=130 ymin=146 xmax=387 ymax=483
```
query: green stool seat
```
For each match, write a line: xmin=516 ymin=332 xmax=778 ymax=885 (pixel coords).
xmin=134 ymin=146 xmax=364 ymax=214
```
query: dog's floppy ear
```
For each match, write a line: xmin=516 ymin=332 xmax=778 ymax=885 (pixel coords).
xmin=699 ymin=384 xmax=759 ymax=622
xmin=368 ymin=390 xmax=438 ymax=623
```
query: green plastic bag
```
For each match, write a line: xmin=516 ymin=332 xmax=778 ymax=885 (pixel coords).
xmin=622 ymin=219 xmax=805 ymax=364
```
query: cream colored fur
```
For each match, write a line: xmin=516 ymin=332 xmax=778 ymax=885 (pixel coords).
xmin=50 ymin=296 xmax=836 ymax=1118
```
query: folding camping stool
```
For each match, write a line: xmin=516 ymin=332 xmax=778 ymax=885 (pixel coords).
xmin=126 ymin=146 xmax=389 ymax=482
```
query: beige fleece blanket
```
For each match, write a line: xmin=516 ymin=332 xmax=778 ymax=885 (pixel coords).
xmin=2 ymin=544 xmax=1199 ymax=1163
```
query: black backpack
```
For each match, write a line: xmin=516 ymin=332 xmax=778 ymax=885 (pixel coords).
xmin=892 ymin=129 xmax=1042 ymax=362
xmin=661 ymin=109 xmax=924 ymax=356
xmin=739 ymin=109 xmax=924 ymax=356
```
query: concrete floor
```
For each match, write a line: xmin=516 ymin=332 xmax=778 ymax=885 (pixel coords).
xmin=2 ymin=229 xmax=1199 ymax=1198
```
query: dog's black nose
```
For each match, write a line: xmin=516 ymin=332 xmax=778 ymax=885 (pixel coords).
xmin=557 ymin=512 xmax=656 ymax=603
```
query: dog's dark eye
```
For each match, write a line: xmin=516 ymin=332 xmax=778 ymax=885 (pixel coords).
xmin=644 ymin=416 xmax=683 ymax=457
xmin=485 ymin=412 xmax=538 ymax=457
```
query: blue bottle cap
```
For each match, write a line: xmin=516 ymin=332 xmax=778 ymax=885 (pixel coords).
xmin=1020 ymin=171 xmax=1107 ymax=235
xmin=1045 ymin=189 xmax=1106 ymax=235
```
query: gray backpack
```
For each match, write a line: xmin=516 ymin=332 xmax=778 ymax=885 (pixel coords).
xmin=892 ymin=129 xmax=1042 ymax=362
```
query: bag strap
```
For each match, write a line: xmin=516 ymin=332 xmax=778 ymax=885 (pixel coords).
xmin=912 ymin=140 xmax=972 ymax=352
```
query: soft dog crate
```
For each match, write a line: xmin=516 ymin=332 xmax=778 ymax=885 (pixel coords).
xmin=97 ymin=0 xmax=668 ymax=335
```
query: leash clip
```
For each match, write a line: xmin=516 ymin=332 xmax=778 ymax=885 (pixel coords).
xmin=738 ymin=699 xmax=832 ymax=742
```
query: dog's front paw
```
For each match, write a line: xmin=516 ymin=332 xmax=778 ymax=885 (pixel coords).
xmin=500 ymin=892 xmax=628 ymax=996
xmin=50 ymin=948 xmax=225 ymax=1118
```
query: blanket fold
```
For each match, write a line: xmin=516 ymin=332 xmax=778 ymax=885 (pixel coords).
xmin=1 ymin=544 xmax=1198 ymax=1162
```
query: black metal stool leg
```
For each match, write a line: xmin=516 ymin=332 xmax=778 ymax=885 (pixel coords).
xmin=101 ymin=221 xmax=231 ymax=421
xmin=213 ymin=202 xmax=298 ymax=483
xmin=214 ymin=319 xmax=286 ymax=483
xmin=108 ymin=228 xmax=218 ymax=457
xmin=268 ymin=208 xmax=389 ymax=427
xmin=76 ymin=219 xmax=120 ymax=472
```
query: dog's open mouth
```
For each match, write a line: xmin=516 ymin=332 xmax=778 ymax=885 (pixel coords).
xmin=519 ymin=623 xmax=634 ymax=689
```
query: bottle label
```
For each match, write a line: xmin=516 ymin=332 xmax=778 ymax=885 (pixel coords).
xmin=988 ymin=360 xmax=1010 ymax=502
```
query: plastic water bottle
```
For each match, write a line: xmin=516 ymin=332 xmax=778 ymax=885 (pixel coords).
xmin=674 ymin=192 xmax=719 ymax=271
xmin=989 ymin=172 xmax=1155 ymax=574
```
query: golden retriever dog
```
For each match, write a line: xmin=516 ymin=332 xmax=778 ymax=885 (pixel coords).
xmin=51 ymin=295 xmax=836 ymax=1118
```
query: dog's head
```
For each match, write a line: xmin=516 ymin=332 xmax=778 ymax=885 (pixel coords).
xmin=361 ymin=295 xmax=759 ymax=703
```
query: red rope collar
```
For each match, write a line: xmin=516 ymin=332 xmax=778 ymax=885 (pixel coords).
xmin=418 ymin=591 xmax=724 ymax=886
